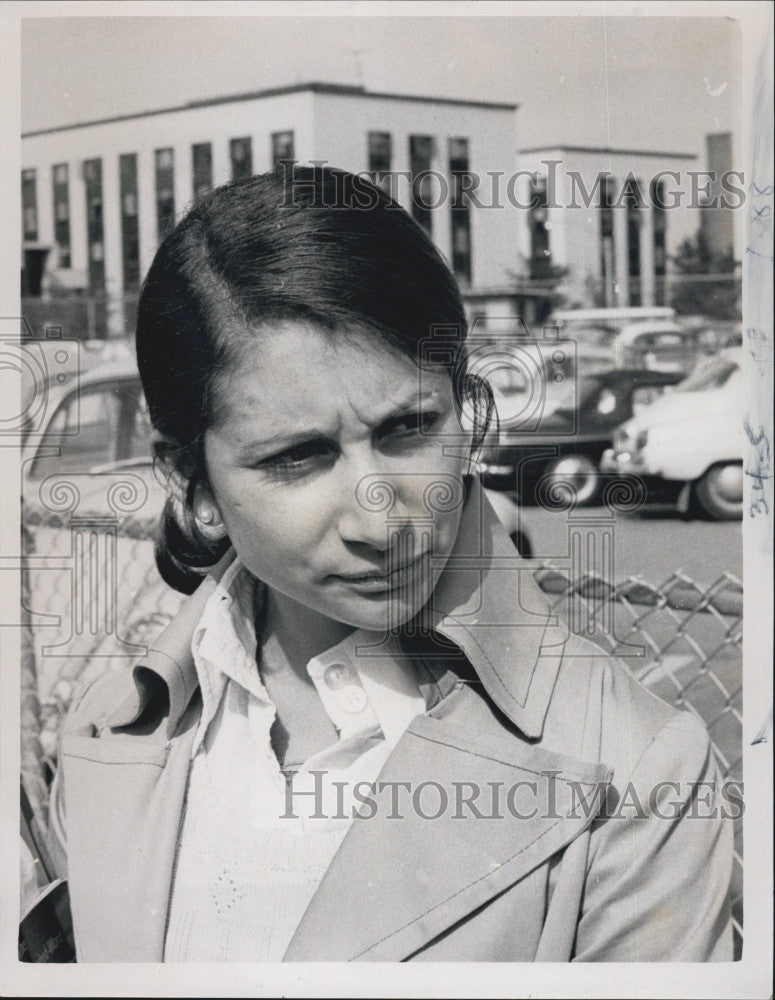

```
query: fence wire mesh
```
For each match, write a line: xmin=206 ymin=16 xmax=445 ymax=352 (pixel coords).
xmin=20 ymin=508 xmax=744 ymax=959
xmin=533 ymin=564 xmax=743 ymax=956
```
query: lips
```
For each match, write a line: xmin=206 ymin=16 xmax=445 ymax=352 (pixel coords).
xmin=329 ymin=552 xmax=430 ymax=594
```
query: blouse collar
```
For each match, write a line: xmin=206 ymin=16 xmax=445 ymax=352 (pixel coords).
xmin=108 ymin=477 xmax=560 ymax=740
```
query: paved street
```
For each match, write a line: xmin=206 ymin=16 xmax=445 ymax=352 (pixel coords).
xmin=519 ymin=501 xmax=743 ymax=588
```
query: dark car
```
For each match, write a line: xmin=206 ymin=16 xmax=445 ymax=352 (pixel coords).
xmin=478 ymin=339 xmax=684 ymax=505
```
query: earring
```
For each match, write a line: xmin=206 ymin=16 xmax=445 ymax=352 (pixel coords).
xmin=197 ymin=507 xmax=214 ymax=525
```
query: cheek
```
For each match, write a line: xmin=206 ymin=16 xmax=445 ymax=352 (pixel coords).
xmin=392 ymin=471 xmax=467 ymax=557
xmin=213 ymin=484 xmax=321 ymax=570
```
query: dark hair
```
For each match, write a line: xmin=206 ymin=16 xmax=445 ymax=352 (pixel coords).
xmin=136 ymin=165 xmax=492 ymax=593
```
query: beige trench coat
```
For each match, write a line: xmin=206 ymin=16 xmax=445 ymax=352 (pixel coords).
xmin=49 ymin=481 xmax=733 ymax=962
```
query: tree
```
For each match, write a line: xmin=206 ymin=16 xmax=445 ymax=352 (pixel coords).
xmin=669 ymin=230 xmax=740 ymax=320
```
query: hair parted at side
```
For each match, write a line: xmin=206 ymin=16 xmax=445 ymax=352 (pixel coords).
xmin=136 ymin=164 xmax=492 ymax=594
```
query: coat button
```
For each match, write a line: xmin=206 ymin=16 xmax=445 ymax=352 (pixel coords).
xmin=339 ymin=686 xmax=368 ymax=714
xmin=324 ymin=663 xmax=350 ymax=689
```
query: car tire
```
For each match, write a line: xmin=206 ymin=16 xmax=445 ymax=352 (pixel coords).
xmin=694 ymin=462 xmax=743 ymax=520
xmin=541 ymin=454 xmax=601 ymax=507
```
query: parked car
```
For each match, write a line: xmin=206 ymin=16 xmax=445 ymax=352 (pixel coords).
xmin=612 ymin=320 xmax=700 ymax=376
xmin=21 ymin=339 xmax=162 ymax=521
xmin=601 ymin=348 xmax=743 ymax=519
xmin=549 ymin=308 xmax=700 ymax=377
xmin=479 ymin=340 xmax=683 ymax=505
xmin=679 ymin=316 xmax=743 ymax=355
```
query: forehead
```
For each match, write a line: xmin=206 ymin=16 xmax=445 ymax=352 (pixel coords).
xmin=209 ymin=321 xmax=450 ymax=431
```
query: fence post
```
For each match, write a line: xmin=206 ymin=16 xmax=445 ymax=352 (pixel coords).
xmin=20 ymin=516 xmax=48 ymax=833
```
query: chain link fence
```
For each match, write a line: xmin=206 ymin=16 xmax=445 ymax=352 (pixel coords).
xmin=20 ymin=507 xmax=743 ymax=959
xmin=533 ymin=564 xmax=743 ymax=957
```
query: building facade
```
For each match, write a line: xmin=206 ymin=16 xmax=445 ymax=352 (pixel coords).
xmin=22 ymin=83 xmax=726 ymax=336
xmin=701 ymin=132 xmax=736 ymax=258
xmin=21 ymin=82 xmax=521 ymax=333
xmin=516 ymin=145 xmax=703 ymax=309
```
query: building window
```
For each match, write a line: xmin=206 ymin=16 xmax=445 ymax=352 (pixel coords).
xmin=230 ymin=137 xmax=253 ymax=182
xmin=271 ymin=131 xmax=295 ymax=168
xmin=651 ymin=178 xmax=668 ymax=306
xmin=155 ymin=147 xmax=175 ymax=242
xmin=529 ymin=176 xmax=551 ymax=280
xmin=120 ymin=154 xmax=140 ymax=292
xmin=52 ymin=163 xmax=71 ymax=267
xmin=599 ymin=175 xmax=616 ymax=306
xmin=409 ymin=135 xmax=435 ymax=235
xmin=449 ymin=138 xmax=472 ymax=285
xmin=368 ymin=132 xmax=392 ymax=193
xmin=192 ymin=143 xmax=213 ymax=199
xmin=625 ymin=179 xmax=642 ymax=306
xmin=83 ymin=158 xmax=105 ymax=291
xmin=21 ymin=169 xmax=38 ymax=241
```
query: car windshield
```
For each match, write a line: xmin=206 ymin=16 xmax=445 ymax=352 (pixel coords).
xmin=677 ymin=355 xmax=739 ymax=392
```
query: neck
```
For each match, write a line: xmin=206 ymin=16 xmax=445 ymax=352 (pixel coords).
xmin=260 ymin=587 xmax=355 ymax=682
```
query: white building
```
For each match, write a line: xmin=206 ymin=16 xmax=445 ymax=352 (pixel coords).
xmin=21 ymin=84 xmax=721 ymax=335
xmin=517 ymin=145 xmax=703 ymax=309
xmin=21 ymin=82 xmax=520 ymax=329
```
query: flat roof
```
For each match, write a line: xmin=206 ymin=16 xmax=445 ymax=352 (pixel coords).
xmin=520 ymin=144 xmax=697 ymax=160
xmin=23 ymin=81 xmax=518 ymax=138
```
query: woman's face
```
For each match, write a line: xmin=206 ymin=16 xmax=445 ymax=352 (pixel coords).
xmin=202 ymin=322 xmax=470 ymax=633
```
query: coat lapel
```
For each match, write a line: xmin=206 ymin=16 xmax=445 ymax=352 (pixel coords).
xmin=285 ymin=695 xmax=611 ymax=962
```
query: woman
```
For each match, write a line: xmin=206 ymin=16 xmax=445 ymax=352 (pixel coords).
xmin=49 ymin=167 xmax=732 ymax=963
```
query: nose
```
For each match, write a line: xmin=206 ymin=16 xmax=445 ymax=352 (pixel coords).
xmin=336 ymin=471 xmax=412 ymax=552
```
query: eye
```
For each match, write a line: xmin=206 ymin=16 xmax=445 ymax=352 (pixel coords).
xmin=255 ymin=439 xmax=336 ymax=475
xmin=380 ymin=410 xmax=442 ymax=440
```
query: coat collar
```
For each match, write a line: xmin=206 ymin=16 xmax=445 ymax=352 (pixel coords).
xmin=107 ymin=477 xmax=561 ymax=740
xmin=425 ymin=477 xmax=562 ymax=738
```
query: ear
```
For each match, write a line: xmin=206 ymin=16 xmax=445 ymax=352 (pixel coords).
xmin=192 ymin=482 xmax=228 ymax=541
xmin=153 ymin=437 xmax=228 ymax=541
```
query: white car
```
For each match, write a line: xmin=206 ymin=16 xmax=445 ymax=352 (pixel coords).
xmin=602 ymin=348 xmax=743 ymax=519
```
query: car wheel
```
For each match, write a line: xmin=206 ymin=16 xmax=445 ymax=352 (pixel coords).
xmin=694 ymin=462 xmax=743 ymax=520
xmin=542 ymin=454 xmax=600 ymax=507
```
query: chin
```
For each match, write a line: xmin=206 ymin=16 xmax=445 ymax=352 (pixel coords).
xmin=333 ymin=592 xmax=429 ymax=633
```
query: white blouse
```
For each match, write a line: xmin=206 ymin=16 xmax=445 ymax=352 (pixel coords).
xmin=164 ymin=556 xmax=426 ymax=962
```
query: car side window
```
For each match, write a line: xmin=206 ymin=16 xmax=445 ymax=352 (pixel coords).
xmin=29 ymin=384 xmax=124 ymax=479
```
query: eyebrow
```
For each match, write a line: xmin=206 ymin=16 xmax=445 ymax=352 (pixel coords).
xmin=233 ymin=390 xmax=444 ymax=460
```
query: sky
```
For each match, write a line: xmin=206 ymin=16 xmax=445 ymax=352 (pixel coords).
xmin=20 ymin=9 xmax=743 ymax=162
